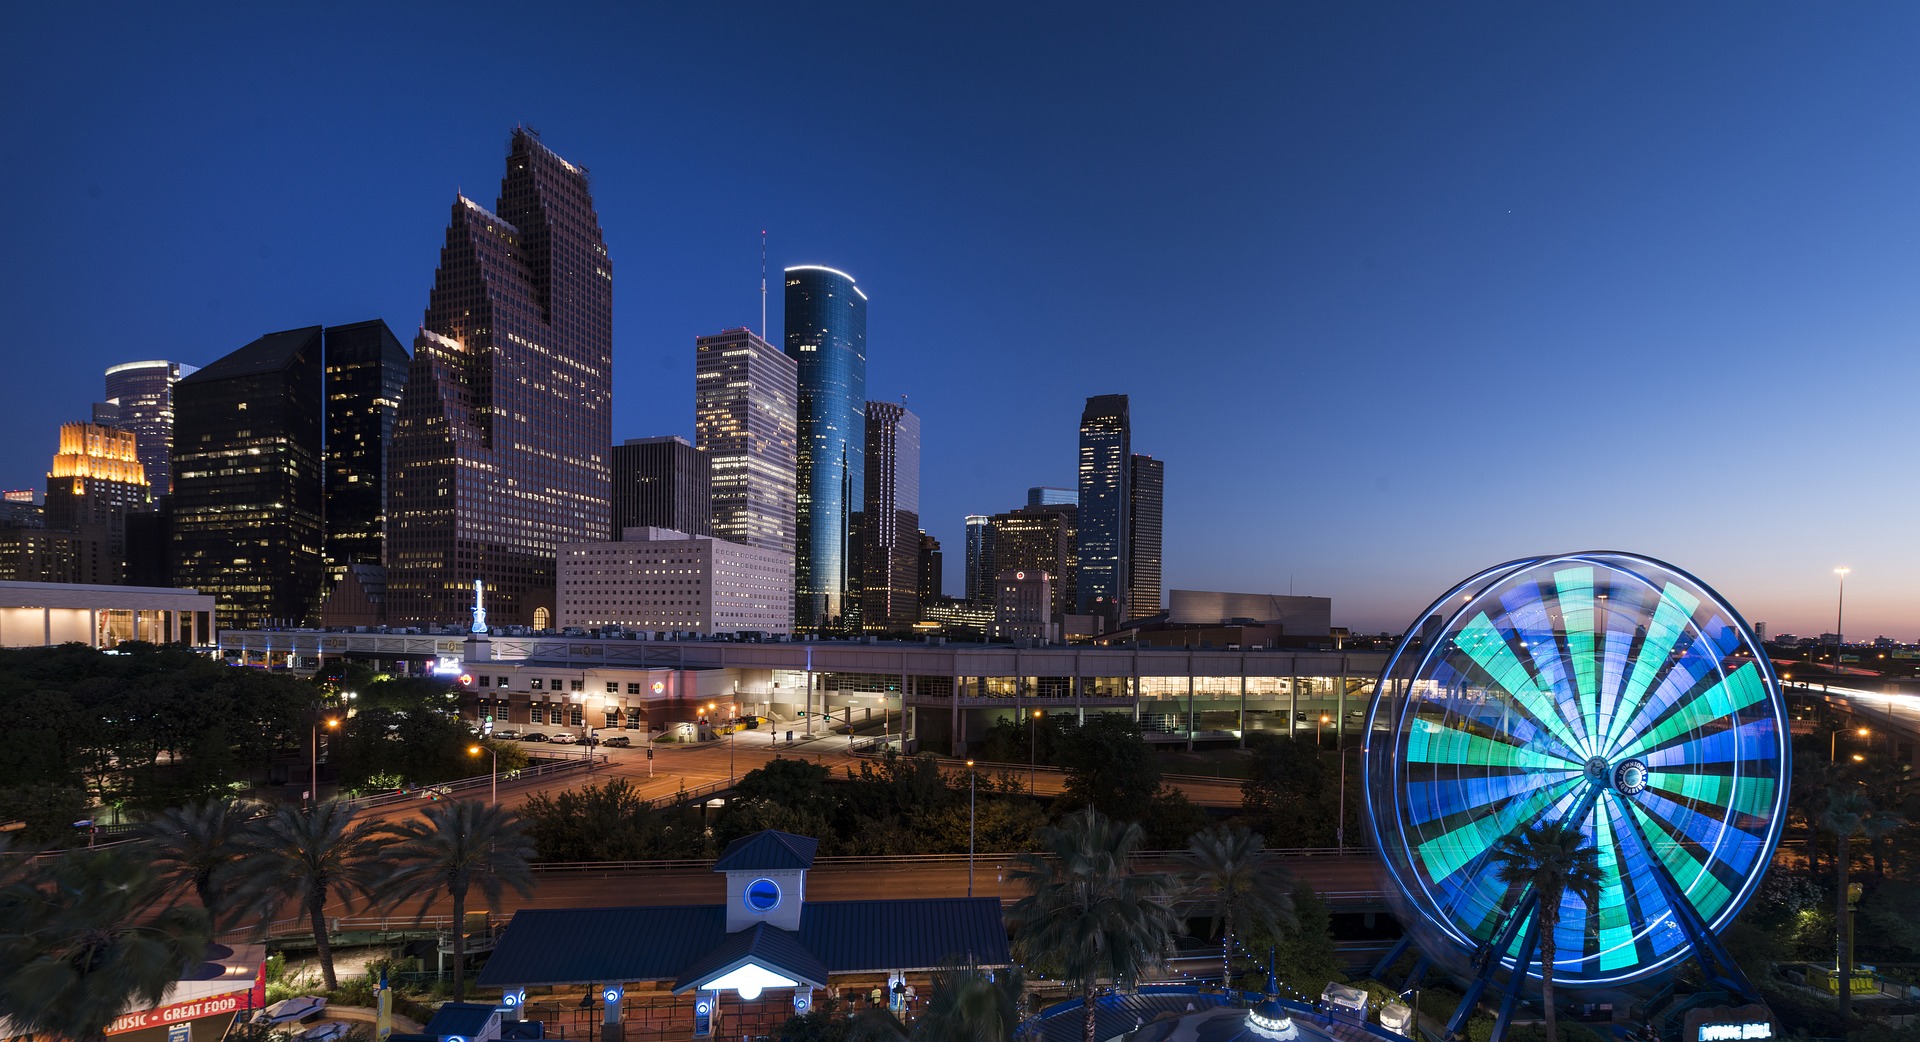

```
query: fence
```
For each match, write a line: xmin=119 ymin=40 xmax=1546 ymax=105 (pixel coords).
xmin=529 ymin=847 xmax=1355 ymax=874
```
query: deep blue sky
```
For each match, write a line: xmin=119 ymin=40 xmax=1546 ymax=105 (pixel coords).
xmin=4 ymin=4 xmax=1916 ymax=637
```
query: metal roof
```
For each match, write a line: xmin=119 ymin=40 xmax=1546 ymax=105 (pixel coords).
xmin=180 ymin=326 xmax=320 ymax=385
xmin=672 ymin=922 xmax=830 ymax=993
xmin=477 ymin=898 xmax=1008 ymax=988
xmin=424 ymin=1003 xmax=498 ymax=1039
xmin=712 ymin=830 xmax=818 ymax=873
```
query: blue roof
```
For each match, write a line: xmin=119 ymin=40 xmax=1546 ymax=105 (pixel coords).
xmin=424 ymin=1002 xmax=497 ymax=1040
xmin=712 ymin=830 xmax=818 ymax=873
xmin=672 ymin=922 xmax=830 ymax=992
xmin=477 ymin=898 xmax=1008 ymax=987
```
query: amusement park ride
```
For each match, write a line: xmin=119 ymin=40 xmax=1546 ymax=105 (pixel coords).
xmin=1362 ymin=553 xmax=1789 ymax=1041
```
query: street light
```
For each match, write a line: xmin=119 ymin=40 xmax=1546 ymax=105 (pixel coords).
xmin=1833 ymin=567 xmax=1850 ymax=682
xmin=965 ymin=759 xmax=976 ymax=897
xmin=310 ymin=716 xmax=339 ymax=809
xmin=1831 ymin=726 xmax=1870 ymax=763
xmin=469 ymin=743 xmax=498 ymax=805
xmin=1318 ymin=713 xmax=1330 ymax=748
xmin=1029 ymin=710 xmax=1043 ymax=793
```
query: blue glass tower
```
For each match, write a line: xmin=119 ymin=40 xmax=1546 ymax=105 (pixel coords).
xmin=783 ymin=265 xmax=868 ymax=630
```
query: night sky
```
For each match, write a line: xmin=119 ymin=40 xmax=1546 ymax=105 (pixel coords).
xmin=4 ymin=4 xmax=1916 ymax=637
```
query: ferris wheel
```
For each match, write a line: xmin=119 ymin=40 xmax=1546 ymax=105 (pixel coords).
xmin=1363 ymin=553 xmax=1788 ymax=1022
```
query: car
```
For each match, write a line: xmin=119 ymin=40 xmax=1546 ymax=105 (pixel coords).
xmin=521 ymin=732 xmax=549 ymax=743
xmin=491 ymin=729 xmax=522 ymax=741
xmin=548 ymin=732 xmax=579 ymax=745
xmin=603 ymin=735 xmax=631 ymax=748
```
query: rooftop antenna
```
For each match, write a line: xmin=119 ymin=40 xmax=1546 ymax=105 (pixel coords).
xmin=760 ymin=230 xmax=768 ymax=340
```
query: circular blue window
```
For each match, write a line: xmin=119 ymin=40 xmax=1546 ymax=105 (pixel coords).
xmin=744 ymin=877 xmax=781 ymax=912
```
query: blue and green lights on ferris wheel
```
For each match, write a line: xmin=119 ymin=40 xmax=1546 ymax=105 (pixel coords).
xmin=1365 ymin=552 xmax=1789 ymax=989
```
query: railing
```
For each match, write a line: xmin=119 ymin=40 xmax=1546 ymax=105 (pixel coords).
xmin=529 ymin=847 xmax=1356 ymax=873
xmin=341 ymin=757 xmax=593 ymax=810
xmin=847 ymin=748 xmax=1248 ymax=787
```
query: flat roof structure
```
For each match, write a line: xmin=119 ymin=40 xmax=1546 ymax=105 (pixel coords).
xmin=0 ymin=579 xmax=216 ymax=648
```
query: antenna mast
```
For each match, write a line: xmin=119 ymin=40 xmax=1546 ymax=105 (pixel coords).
xmin=760 ymin=229 xmax=768 ymax=340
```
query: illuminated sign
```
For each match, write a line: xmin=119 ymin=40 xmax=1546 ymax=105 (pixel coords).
xmin=694 ymin=994 xmax=714 ymax=1037
xmin=434 ymin=656 xmax=464 ymax=676
xmin=106 ymin=992 xmax=248 ymax=1035
xmin=653 ymin=681 xmax=665 ymax=694
xmin=604 ymin=986 xmax=623 ymax=1004
xmin=1700 ymin=1025 xmax=1772 ymax=1041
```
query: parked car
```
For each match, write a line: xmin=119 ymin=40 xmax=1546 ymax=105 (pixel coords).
xmin=603 ymin=735 xmax=631 ymax=748
xmin=521 ymin=732 xmax=549 ymax=743
xmin=492 ymin=729 xmax=522 ymax=741
xmin=549 ymin=732 xmax=579 ymax=745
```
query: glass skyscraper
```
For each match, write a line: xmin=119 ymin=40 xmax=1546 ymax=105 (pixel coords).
xmin=783 ymin=265 xmax=867 ymax=631
xmin=860 ymin=400 xmax=920 ymax=631
xmin=1076 ymin=393 xmax=1131 ymax=622
xmin=102 ymin=360 xmax=198 ymax=496
xmin=387 ymin=130 xmax=613 ymax=628
xmin=964 ymin=514 xmax=993 ymax=606
xmin=322 ymin=320 xmax=409 ymax=584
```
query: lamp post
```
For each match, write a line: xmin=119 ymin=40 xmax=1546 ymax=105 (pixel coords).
xmin=310 ymin=715 xmax=339 ymax=809
xmin=966 ymin=759 xmax=976 ymax=897
xmin=730 ymin=702 xmax=738 ymax=784
xmin=1318 ymin=713 xmax=1329 ymax=749
xmin=470 ymin=743 xmax=498 ymax=805
xmin=1029 ymin=709 xmax=1042 ymax=793
xmin=1832 ymin=726 xmax=1870 ymax=763
xmin=1833 ymin=567 xmax=1850 ymax=682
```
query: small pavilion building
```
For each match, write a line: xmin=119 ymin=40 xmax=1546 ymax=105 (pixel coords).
xmin=477 ymin=830 xmax=1010 ymax=1039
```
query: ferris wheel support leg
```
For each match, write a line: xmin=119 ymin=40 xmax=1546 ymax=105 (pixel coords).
xmin=1443 ymin=891 xmax=1540 ymax=1040
xmin=1371 ymin=936 xmax=1413 ymax=982
xmin=1489 ymin=912 xmax=1543 ymax=1042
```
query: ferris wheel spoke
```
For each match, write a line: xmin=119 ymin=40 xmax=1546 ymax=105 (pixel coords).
xmin=1613 ymin=662 xmax=1767 ymax=761
xmin=1414 ymin=776 xmax=1581 ymax=884
xmin=1640 ymin=718 xmax=1772 ymax=768
xmin=1552 ymin=565 xmax=1604 ymax=757
xmin=1625 ymin=801 xmax=1739 ymax=923
xmin=1600 ymin=582 xmax=1701 ymax=753
xmin=1405 ymin=719 xmax=1580 ymax=770
xmin=1587 ymin=798 xmax=1644 ymax=974
xmin=1453 ymin=612 xmax=1586 ymax=755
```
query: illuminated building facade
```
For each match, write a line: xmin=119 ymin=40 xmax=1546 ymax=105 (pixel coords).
xmin=783 ymin=266 xmax=867 ymax=631
xmin=859 ymin=401 xmax=920 ymax=631
xmin=1076 ymin=393 xmax=1130 ymax=622
xmin=557 ymin=527 xmax=791 ymax=636
xmin=694 ymin=328 xmax=797 ymax=563
xmin=613 ymin=435 xmax=712 ymax=539
xmin=44 ymin=421 xmax=150 ymax=584
xmin=964 ymin=514 xmax=993 ymax=605
xmin=387 ymin=130 xmax=613 ymax=628
xmin=988 ymin=506 xmax=1076 ymax=618
xmin=322 ymin=320 xmax=408 ymax=583
xmin=102 ymin=359 xmax=198 ymax=496
xmin=172 ymin=326 xmax=325 ymax=629
xmin=1126 ymin=453 xmax=1163 ymax=619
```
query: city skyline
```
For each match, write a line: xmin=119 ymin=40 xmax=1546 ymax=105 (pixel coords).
xmin=4 ymin=5 xmax=1918 ymax=637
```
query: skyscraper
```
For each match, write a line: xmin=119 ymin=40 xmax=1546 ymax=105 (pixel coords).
xmin=1126 ymin=454 xmax=1164 ymax=620
xmin=964 ymin=514 xmax=994 ymax=605
xmin=44 ymin=421 xmax=150 ymax=583
xmin=1076 ymin=394 xmax=1131 ymax=622
xmin=322 ymin=320 xmax=409 ymax=583
xmin=613 ymin=436 xmax=712 ymax=538
xmin=989 ymin=506 xmax=1076 ymax=618
xmin=1028 ymin=486 xmax=1075 ymax=508
xmin=102 ymin=360 xmax=198 ymax=496
xmin=695 ymin=328 xmax=797 ymax=562
xmin=917 ymin=531 xmax=942 ymax=607
xmin=860 ymin=401 xmax=920 ymax=631
xmin=386 ymin=130 xmax=613 ymax=628
xmin=783 ymin=265 xmax=867 ymax=631
xmin=172 ymin=326 xmax=325 ymax=629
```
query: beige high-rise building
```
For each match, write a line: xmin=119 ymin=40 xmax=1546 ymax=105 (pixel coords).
xmin=558 ymin=527 xmax=791 ymax=636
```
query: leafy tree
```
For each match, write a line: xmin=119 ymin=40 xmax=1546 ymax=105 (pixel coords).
xmin=0 ymin=783 xmax=89 ymax=843
xmin=141 ymin=796 xmax=263 ymax=928
xmin=1141 ymin=787 xmax=1212 ymax=851
xmin=1487 ymin=822 xmax=1601 ymax=1042
xmin=1054 ymin=714 xmax=1162 ymax=823
xmin=381 ymin=799 xmax=537 ymax=1000
xmin=1177 ymin=825 xmax=1296 ymax=989
xmin=228 ymin=800 xmax=382 ymax=989
xmin=914 ymin=961 xmax=1026 ymax=1042
xmin=1243 ymin=884 xmax=1343 ymax=998
xmin=1238 ymin=733 xmax=1338 ymax=848
xmin=0 ymin=846 xmax=212 ymax=1040
xmin=521 ymin=778 xmax=705 ymax=861
xmin=1006 ymin=807 xmax=1179 ymax=1042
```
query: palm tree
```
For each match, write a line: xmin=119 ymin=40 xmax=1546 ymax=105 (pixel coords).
xmin=914 ymin=961 xmax=1026 ymax=1042
xmin=1487 ymin=821 xmax=1601 ymax=1042
xmin=1176 ymin=825 xmax=1296 ymax=992
xmin=1819 ymin=787 xmax=1896 ymax=1021
xmin=227 ymin=800 xmax=381 ymax=990
xmin=1006 ymin=807 xmax=1179 ymax=1042
xmin=381 ymin=799 xmax=537 ymax=1000
xmin=141 ymin=796 xmax=262 ymax=929
xmin=0 ymin=847 xmax=213 ymax=1041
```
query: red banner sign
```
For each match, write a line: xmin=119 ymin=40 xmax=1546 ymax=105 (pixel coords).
xmin=106 ymin=989 xmax=250 ymax=1036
